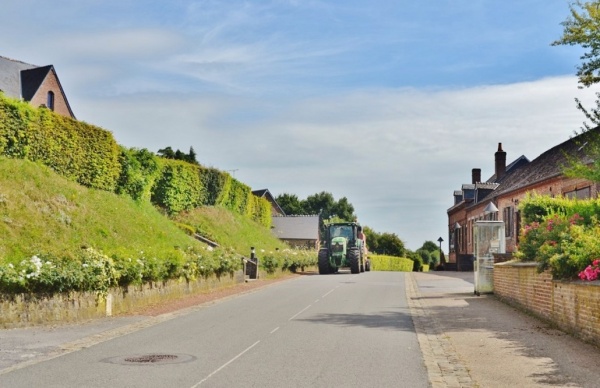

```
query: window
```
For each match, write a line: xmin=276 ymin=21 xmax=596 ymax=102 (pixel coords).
xmin=47 ymin=91 xmax=55 ymax=111
xmin=503 ymin=206 xmax=514 ymax=237
xmin=564 ymin=186 xmax=591 ymax=199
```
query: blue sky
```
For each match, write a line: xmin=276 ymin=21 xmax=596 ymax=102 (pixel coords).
xmin=1 ymin=1 xmax=597 ymax=250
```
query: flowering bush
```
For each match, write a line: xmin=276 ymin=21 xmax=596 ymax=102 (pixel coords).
xmin=0 ymin=245 xmax=319 ymax=295
xmin=0 ymin=246 xmax=244 ymax=295
xmin=517 ymin=212 xmax=600 ymax=279
xmin=579 ymin=259 xmax=600 ymax=281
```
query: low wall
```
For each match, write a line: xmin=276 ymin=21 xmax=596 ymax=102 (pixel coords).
xmin=494 ymin=262 xmax=600 ymax=347
xmin=0 ymin=270 xmax=249 ymax=329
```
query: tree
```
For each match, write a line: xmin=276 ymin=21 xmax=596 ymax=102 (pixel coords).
xmin=363 ymin=226 xmax=379 ymax=253
xmin=187 ymin=147 xmax=199 ymax=165
xmin=419 ymin=240 xmax=439 ymax=253
xmin=276 ymin=193 xmax=306 ymax=215
xmin=554 ymin=1 xmax=600 ymax=180
xmin=304 ymin=191 xmax=336 ymax=218
xmin=553 ymin=1 xmax=600 ymax=89
xmin=332 ymin=197 xmax=355 ymax=222
xmin=375 ymin=232 xmax=406 ymax=257
xmin=157 ymin=146 xmax=175 ymax=159
xmin=157 ymin=146 xmax=199 ymax=165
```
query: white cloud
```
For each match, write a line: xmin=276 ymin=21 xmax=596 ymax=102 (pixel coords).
xmin=76 ymin=75 xmax=596 ymax=249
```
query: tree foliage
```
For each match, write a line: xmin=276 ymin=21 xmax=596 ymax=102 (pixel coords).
xmin=553 ymin=1 xmax=600 ymax=88
xmin=275 ymin=191 xmax=355 ymax=221
xmin=554 ymin=1 xmax=600 ymax=181
xmin=419 ymin=240 xmax=439 ymax=253
xmin=157 ymin=146 xmax=199 ymax=165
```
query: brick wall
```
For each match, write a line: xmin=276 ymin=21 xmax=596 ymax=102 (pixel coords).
xmin=29 ymin=69 xmax=73 ymax=118
xmin=494 ymin=262 xmax=600 ymax=347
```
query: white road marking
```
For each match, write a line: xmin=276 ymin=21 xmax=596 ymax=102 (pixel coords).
xmin=270 ymin=327 xmax=280 ymax=334
xmin=289 ymin=304 xmax=312 ymax=321
xmin=191 ymin=340 xmax=260 ymax=387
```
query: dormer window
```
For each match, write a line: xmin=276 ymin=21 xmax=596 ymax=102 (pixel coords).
xmin=47 ymin=91 xmax=55 ymax=111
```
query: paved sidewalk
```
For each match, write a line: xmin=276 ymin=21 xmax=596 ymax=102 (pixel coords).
xmin=407 ymin=271 xmax=600 ymax=388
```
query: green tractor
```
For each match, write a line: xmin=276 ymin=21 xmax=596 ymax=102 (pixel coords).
xmin=318 ymin=222 xmax=370 ymax=274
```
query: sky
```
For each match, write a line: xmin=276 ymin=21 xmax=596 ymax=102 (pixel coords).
xmin=1 ymin=1 xmax=598 ymax=250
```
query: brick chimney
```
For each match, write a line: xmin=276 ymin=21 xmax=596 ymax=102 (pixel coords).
xmin=495 ymin=143 xmax=506 ymax=180
xmin=472 ymin=168 xmax=481 ymax=184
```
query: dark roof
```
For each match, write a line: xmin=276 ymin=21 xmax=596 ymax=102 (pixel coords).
xmin=271 ymin=215 xmax=319 ymax=240
xmin=252 ymin=188 xmax=285 ymax=216
xmin=21 ymin=65 xmax=52 ymax=101
xmin=487 ymin=154 xmax=530 ymax=183
xmin=0 ymin=55 xmax=36 ymax=98
xmin=491 ymin=129 xmax=597 ymax=199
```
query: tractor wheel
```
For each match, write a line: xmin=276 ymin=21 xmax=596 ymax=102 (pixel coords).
xmin=349 ymin=248 xmax=360 ymax=274
xmin=365 ymin=259 xmax=371 ymax=272
xmin=318 ymin=249 xmax=330 ymax=275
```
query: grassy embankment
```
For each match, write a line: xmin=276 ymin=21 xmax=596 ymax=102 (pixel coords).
xmin=0 ymin=157 xmax=288 ymax=265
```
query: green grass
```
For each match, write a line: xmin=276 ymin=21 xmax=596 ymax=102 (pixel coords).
xmin=0 ymin=157 xmax=286 ymax=265
xmin=172 ymin=206 xmax=289 ymax=255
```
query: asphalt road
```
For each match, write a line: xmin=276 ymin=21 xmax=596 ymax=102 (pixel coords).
xmin=0 ymin=271 xmax=428 ymax=387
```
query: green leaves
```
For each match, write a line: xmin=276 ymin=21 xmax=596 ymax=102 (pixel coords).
xmin=553 ymin=1 xmax=600 ymax=88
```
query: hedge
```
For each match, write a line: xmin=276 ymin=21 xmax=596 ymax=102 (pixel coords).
xmin=369 ymin=255 xmax=414 ymax=272
xmin=0 ymin=96 xmax=120 ymax=191
xmin=0 ymin=94 xmax=271 ymax=227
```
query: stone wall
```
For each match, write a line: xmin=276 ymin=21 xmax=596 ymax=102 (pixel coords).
xmin=0 ymin=270 xmax=247 ymax=329
xmin=494 ymin=262 xmax=600 ymax=347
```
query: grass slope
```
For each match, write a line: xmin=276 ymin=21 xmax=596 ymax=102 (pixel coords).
xmin=0 ymin=157 xmax=285 ymax=264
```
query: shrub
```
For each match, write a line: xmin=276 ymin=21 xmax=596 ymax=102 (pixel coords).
xmin=261 ymin=253 xmax=280 ymax=275
xmin=370 ymin=255 xmax=413 ymax=272
xmin=517 ymin=194 xmax=600 ymax=278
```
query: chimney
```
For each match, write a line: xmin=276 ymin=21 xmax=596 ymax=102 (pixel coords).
xmin=472 ymin=168 xmax=481 ymax=184
xmin=495 ymin=143 xmax=506 ymax=180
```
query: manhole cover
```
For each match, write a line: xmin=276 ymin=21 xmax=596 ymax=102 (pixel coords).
xmin=103 ymin=353 xmax=196 ymax=366
xmin=125 ymin=354 xmax=178 ymax=363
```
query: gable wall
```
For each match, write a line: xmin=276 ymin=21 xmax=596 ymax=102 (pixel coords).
xmin=29 ymin=69 xmax=73 ymax=118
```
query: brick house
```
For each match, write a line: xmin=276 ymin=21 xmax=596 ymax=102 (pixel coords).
xmin=447 ymin=131 xmax=600 ymax=270
xmin=0 ymin=55 xmax=75 ymax=118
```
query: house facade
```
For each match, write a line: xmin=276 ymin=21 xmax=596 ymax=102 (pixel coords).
xmin=0 ymin=55 xmax=75 ymax=118
xmin=447 ymin=134 xmax=600 ymax=270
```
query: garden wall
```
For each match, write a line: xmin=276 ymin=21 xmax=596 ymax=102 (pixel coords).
xmin=494 ymin=262 xmax=600 ymax=347
xmin=0 ymin=270 xmax=248 ymax=329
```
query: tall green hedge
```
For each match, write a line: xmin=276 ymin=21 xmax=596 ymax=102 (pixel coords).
xmin=0 ymin=94 xmax=272 ymax=227
xmin=0 ymin=96 xmax=120 ymax=190
xmin=151 ymin=160 xmax=205 ymax=214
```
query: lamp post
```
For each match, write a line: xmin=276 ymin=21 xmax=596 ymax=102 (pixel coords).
xmin=437 ymin=236 xmax=444 ymax=267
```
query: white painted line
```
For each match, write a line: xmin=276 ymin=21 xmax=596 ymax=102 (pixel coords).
xmin=270 ymin=327 xmax=280 ymax=334
xmin=289 ymin=304 xmax=312 ymax=321
xmin=321 ymin=288 xmax=337 ymax=298
xmin=191 ymin=340 xmax=260 ymax=387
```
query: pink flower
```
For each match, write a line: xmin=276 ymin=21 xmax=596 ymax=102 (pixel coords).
xmin=579 ymin=262 xmax=600 ymax=281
